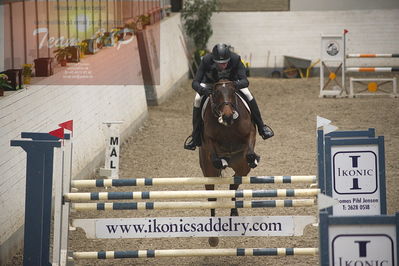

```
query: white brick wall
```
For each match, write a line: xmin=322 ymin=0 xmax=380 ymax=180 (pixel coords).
xmin=209 ymin=10 xmax=399 ymax=69
xmin=152 ymin=13 xmax=189 ymax=105
xmin=291 ymin=0 xmax=399 ymax=11
xmin=0 ymin=5 xmax=4 ymax=71
xmin=0 ymin=84 xmax=147 ymax=257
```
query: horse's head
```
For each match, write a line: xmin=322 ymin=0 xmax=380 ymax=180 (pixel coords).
xmin=211 ymin=80 xmax=239 ymax=126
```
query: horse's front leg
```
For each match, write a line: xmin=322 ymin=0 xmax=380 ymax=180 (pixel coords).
xmin=245 ymin=127 xmax=260 ymax=169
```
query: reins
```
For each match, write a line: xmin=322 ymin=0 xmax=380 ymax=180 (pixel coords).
xmin=210 ymin=81 xmax=239 ymax=120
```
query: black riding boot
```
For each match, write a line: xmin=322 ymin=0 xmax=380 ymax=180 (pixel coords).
xmin=248 ymin=99 xmax=274 ymax=139
xmin=184 ymin=107 xmax=202 ymax=150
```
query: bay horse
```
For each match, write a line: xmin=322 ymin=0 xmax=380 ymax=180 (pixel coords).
xmin=199 ymin=80 xmax=260 ymax=246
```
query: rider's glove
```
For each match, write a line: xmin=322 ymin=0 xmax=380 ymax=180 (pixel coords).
xmin=199 ymin=86 xmax=212 ymax=97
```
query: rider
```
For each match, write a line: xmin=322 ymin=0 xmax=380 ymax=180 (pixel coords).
xmin=184 ymin=43 xmax=274 ymax=150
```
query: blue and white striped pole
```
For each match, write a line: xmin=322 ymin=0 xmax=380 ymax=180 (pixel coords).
xmin=65 ymin=188 xmax=320 ymax=201
xmin=71 ymin=199 xmax=316 ymax=211
xmin=73 ymin=248 xmax=318 ymax=259
xmin=71 ymin=176 xmax=317 ymax=188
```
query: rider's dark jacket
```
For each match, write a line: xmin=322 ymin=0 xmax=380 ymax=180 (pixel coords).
xmin=192 ymin=52 xmax=249 ymax=95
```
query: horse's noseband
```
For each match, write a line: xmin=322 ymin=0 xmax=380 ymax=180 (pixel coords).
xmin=210 ymin=91 xmax=239 ymax=126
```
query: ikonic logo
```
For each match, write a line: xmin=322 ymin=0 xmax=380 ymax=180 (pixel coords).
xmin=338 ymin=156 xmax=374 ymax=190
xmin=338 ymin=240 xmax=389 ymax=266
xmin=335 ymin=152 xmax=377 ymax=194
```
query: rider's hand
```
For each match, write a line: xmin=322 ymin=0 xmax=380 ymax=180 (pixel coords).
xmin=200 ymin=86 xmax=212 ymax=96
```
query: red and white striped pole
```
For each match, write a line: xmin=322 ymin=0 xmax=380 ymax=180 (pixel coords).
xmin=346 ymin=67 xmax=399 ymax=72
xmin=347 ymin=54 xmax=399 ymax=58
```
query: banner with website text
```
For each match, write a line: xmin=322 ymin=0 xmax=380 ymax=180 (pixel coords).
xmin=73 ymin=216 xmax=317 ymax=239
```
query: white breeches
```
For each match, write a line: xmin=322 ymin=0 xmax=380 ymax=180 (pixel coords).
xmin=194 ymin=83 xmax=253 ymax=108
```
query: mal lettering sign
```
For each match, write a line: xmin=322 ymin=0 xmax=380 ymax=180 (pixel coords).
xmin=324 ymin=137 xmax=386 ymax=216
xmin=100 ymin=122 xmax=123 ymax=179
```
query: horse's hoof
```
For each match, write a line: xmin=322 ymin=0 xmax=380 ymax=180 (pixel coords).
xmin=247 ymin=153 xmax=260 ymax=168
xmin=208 ymin=237 xmax=219 ymax=247
xmin=230 ymin=208 xmax=239 ymax=216
xmin=212 ymin=157 xmax=229 ymax=169
xmin=221 ymin=158 xmax=228 ymax=169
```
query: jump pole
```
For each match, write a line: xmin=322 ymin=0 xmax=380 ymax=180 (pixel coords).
xmin=71 ymin=199 xmax=316 ymax=211
xmin=64 ymin=188 xmax=321 ymax=201
xmin=73 ymin=248 xmax=319 ymax=259
xmin=347 ymin=53 xmax=399 ymax=58
xmin=71 ymin=175 xmax=317 ymax=188
xmin=320 ymin=30 xmax=399 ymax=97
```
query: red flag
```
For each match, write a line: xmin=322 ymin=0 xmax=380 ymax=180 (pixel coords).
xmin=344 ymin=29 xmax=349 ymax=34
xmin=59 ymin=120 xmax=73 ymax=131
xmin=49 ymin=128 xmax=64 ymax=139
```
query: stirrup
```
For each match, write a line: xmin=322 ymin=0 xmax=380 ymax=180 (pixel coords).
xmin=184 ymin=135 xmax=197 ymax=150
xmin=260 ymin=125 xmax=274 ymax=140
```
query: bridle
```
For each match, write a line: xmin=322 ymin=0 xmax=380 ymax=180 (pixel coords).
xmin=210 ymin=81 xmax=239 ymax=124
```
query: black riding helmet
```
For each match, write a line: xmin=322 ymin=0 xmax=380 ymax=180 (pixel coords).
xmin=212 ymin=43 xmax=231 ymax=63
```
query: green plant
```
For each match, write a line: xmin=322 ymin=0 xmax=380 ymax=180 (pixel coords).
xmin=124 ymin=14 xmax=151 ymax=32
xmin=138 ymin=14 xmax=151 ymax=28
xmin=124 ymin=22 xmax=138 ymax=33
xmin=53 ymin=47 xmax=72 ymax=65
xmin=0 ymin=73 xmax=12 ymax=90
xmin=181 ymin=0 xmax=218 ymax=50
xmin=22 ymin=64 xmax=33 ymax=77
xmin=22 ymin=64 xmax=33 ymax=84
xmin=78 ymin=41 xmax=88 ymax=55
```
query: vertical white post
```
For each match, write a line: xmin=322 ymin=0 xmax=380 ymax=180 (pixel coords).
xmin=60 ymin=137 xmax=72 ymax=266
xmin=349 ymin=78 xmax=354 ymax=98
xmin=52 ymin=137 xmax=72 ymax=266
xmin=51 ymin=140 xmax=63 ymax=266
xmin=320 ymin=34 xmax=345 ymax=97
xmin=99 ymin=121 xmax=123 ymax=179
xmin=342 ymin=31 xmax=346 ymax=94
xmin=393 ymin=77 xmax=398 ymax=97
xmin=320 ymin=35 xmax=325 ymax=97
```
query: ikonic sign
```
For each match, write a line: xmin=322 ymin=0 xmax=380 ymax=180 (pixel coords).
xmin=320 ymin=212 xmax=399 ymax=266
xmin=325 ymin=137 xmax=386 ymax=216
xmin=331 ymin=234 xmax=395 ymax=266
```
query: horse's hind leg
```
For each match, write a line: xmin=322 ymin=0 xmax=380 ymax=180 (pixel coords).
xmin=229 ymin=183 xmax=239 ymax=216
xmin=205 ymin=184 xmax=216 ymax=217
xmin=205 ymin=183 xmax=219 ymax=247
xmin=200 ymin=149 xmax=221 ymax=247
